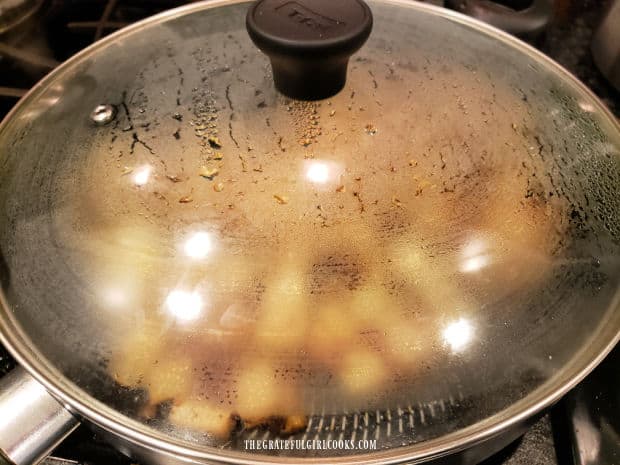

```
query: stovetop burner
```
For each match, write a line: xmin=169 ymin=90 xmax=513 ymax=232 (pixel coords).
xmin=0 ymin=0 xmax=618 ymax=464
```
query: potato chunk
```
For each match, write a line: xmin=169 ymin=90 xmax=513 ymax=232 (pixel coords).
xmin=109 ymin=324 xmax=163 ymax=388
xmin=169 ymin=400 xmax=235 ymax=439
xmin=254 ymin=267 xmax=308 ymax=351
xmin=282 ymin=415 xmax=309 ymax=435
xmin=308 ymin=303 xmax=357 ymax=364
xmin=339 ymin=349 xmax=387 ymax=397
xmin=144 ymin=356 xmax=193 ymax=405
xmin=235 ymin=361 xmax=301 ymax=422
xmin=381 ymin=319 xmax=427 ymax=367
xmin=389 ymin=239 xmax=473 ymax=317
xmin=349 ymin=287 xmax=395 ymax=324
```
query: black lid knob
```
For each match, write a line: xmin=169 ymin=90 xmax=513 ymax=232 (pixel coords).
xmin=246 ymin=0 xmax=373 ymax=100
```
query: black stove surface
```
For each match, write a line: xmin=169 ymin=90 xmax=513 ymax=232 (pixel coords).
xmin=0 ymin=0 xmax=618 ymax=464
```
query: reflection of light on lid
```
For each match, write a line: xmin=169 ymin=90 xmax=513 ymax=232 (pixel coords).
xmin=103 ymin=288 xmax=128 ymax=308
xmin=460 ymin=238 xmax=491 ymax=274
xmin=306 ymin=161 xmax=330 ymax=184
xmin=133 ymin=166 xmax=151 ymax=186
xmin=443 ymin=318 xmax=473 ymax=353
xmin=578 ymin=101 xmax=595 ymax=113
xmin=184 ymin=232 xmax=213 ymax=260
xmin=165 ymin=290 xmax=203 ymax=322
xmin=461 ymin=255 xmax=490 ymax=273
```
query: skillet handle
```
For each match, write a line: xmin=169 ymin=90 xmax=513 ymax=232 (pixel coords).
xmin=445 ymin=0 xmax=553 ymax=41
xmin=0 ymin=368 xmax=79 ymax=465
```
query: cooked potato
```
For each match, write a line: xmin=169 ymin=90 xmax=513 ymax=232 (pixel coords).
xmin=93 ymin=224 xmax=163 ymax=304
xmin=349 ymin=287 xmax=395 ymax=324
xmin=282 ymin=415 xmax=309 ymax=435
xmin=234 ymin=361 xmax=301 ymax=422
xmin=169 ymin=400 xmax=236 ymax=439
xmin=308 ymin=302 xmax=357 ymax=364
xmin=254 ymin=266 xmax=308 ymax=351
xmin=339 ymin=349 xmax=388 ymax=397
xmin=109 ymin=324 xmax=164 ymax=387
xmin=381 ymin=318 xmax=427 ymax=367
xmin=144 ymin=355 xmax=193 ymax=405
xmin=389 ymin=239 xmax=473 ymax=316
xmin=106 ymin=158 xmax=557 ymax=443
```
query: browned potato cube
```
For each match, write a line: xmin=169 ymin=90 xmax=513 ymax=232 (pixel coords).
xmin=109 ymin=324 xmax=164 ymax=388
xmin=235 ymin=361 xmax=301 ymax=422
xmin=169 ymin=400 xmax=235 ymax=439
xmin=308 ymin=302 xmax=357 ymax=363
xmin=282 ymin=415 xmax=309 ymax=435
xmin=144 ymin=356 xmax=193 ymax=405
xmin=349 ymin=287 xmax=396 ymax=324
xmin=339 ymin=349 xmax=387 ymax=397
xmin=381 ymin=318 xmax=428 ymax=367
xmin=255 ymin=267 xmax=308 ymax=351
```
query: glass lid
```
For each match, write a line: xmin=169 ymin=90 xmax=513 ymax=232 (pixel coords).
xmin=0 ymin=0 xmax=619 ymax=459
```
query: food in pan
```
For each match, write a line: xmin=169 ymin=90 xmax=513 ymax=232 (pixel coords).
xmin=107 ymin=161 xmax=561 ymax=441
xmin=104 ymin=77 xmax=566 ymax=441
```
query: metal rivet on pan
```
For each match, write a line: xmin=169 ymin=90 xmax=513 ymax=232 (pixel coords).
xmin=90 ymin=104 xmax=116 ymax=125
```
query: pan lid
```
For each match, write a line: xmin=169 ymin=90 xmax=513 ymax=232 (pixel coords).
xmin=0 ymin=0 xmax=619 ymax=461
